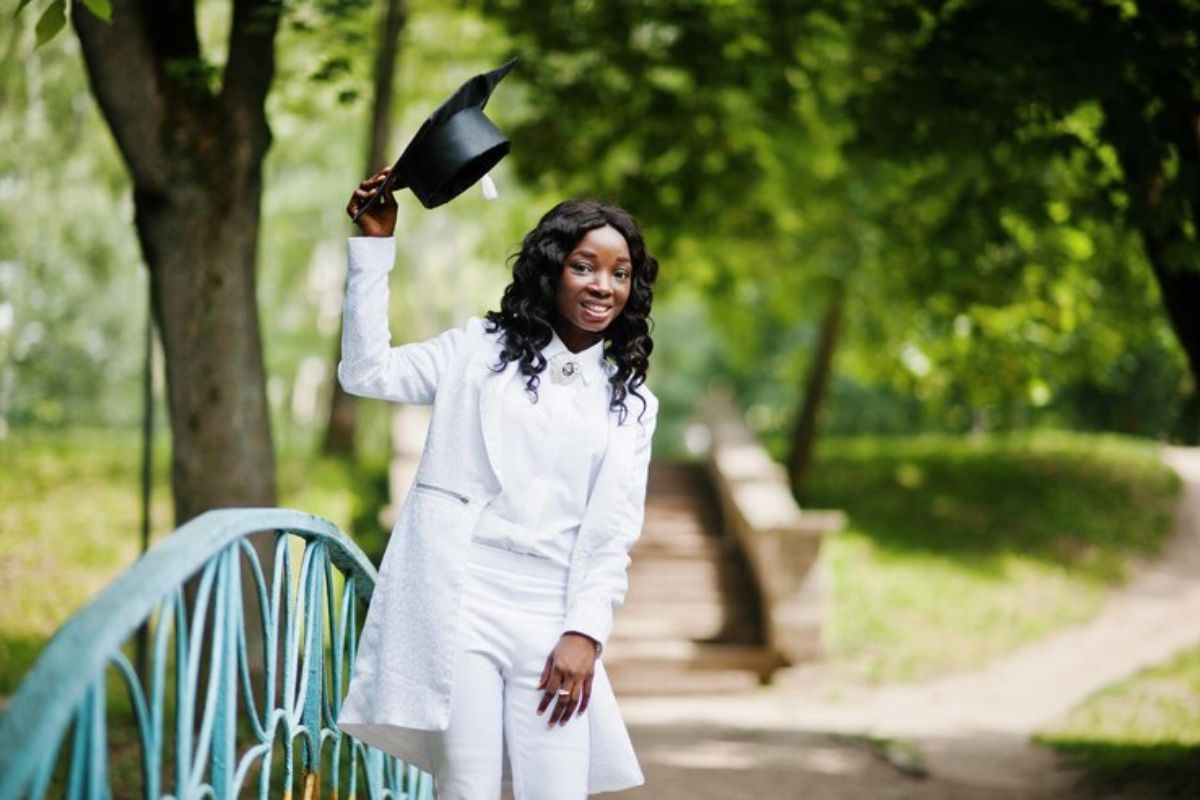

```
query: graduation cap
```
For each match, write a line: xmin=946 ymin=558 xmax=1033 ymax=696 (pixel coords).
xmin=352 ymin=58 xmax=517 ymax=220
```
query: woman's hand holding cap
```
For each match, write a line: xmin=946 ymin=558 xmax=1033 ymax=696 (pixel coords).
xmin=347 ymin=168 xmax=397 ymax=237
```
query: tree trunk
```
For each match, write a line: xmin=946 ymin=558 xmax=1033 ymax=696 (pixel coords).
xmin=138 ymin=175 xmax=278 ymax=521
xmin=1139 ymin=228 xmax=1200 ymax=444
xmin=73 ymin=0 xmax=280 ymax=522
xmin=71 ymin=1 xmax=284 ymax=713
xmin=324 ymin=0 xmax=408 ymax=457
xmin=1111 ymin=102 xmax=1200 ymax=443
xmin=788 ymin=277 xmax=846 ymax=495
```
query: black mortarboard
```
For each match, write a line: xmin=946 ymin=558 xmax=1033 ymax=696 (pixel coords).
xmin=352 ymin=58 xmax=517 ymax=219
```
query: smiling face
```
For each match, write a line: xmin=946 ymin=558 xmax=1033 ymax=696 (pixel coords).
xmin=553 ymin=225 xmax=633 ymax=352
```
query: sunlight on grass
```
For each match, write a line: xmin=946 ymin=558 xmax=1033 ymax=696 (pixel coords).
xmin=823 ymin=535 xmax=1107 ymax=682
xmin=1036 ymin=645 xmax=1200 ymax=798
xmin=806 ymin=431 xmax=1180 ymax=683
xmin=0 ymin=431 xmax=169 ymax=668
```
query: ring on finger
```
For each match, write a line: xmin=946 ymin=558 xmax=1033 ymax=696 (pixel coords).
xmin=556 ymin=688 xmax=571 ymax=698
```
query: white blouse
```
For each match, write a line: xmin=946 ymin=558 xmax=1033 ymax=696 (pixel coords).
xmin=472 ymin=328 xmax=612 ymax=568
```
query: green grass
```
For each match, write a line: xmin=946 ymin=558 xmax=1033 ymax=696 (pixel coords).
xmin=803 ymin=431 xmax=1181 ymax=683
xmin=0 ymin=430 xmax=171 ymax=693
xmin=0 ymin=428 xmax=387 ymax=696
xmin=1036 ymin=644 xmax=1200 ymax=798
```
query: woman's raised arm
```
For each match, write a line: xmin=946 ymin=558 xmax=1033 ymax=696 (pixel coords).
xmin=337 ymin=236 xmax=463 ymax=405
xmin=337 ymin=170 xmax=464 ymax=404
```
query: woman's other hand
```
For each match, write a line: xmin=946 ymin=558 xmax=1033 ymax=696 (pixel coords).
xmin=347 ymin=168 xmax=397 ymax=237
xmin=536 ymin=632 xmax=598 ymax=725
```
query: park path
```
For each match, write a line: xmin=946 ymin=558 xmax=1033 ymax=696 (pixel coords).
xmin=612 ymin=447 xmax=1200 ymax=799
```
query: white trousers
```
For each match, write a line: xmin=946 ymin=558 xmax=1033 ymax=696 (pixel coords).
xmin=430 ymin=540 xmax=590 ymax=800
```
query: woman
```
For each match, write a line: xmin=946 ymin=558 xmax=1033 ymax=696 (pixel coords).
xmin=336 ymin=168 xmax=660 ymax=799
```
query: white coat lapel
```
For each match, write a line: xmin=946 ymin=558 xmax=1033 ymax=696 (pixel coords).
xmin=576 ymin=394 xmax=638 ymax=539
xmin=478 ymin=352 xmax=521 ymax=489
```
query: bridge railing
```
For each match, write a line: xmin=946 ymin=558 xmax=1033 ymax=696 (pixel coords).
xmin=0 ymin=508 xmax=432 ymax=800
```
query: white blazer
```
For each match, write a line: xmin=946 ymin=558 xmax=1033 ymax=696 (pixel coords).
xmin=335 ymin=237 xmax=657 ymax=794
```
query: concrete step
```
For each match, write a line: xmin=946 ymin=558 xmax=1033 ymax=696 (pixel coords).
xmin=627 ymin=555 xmax=738 ymax=578
xmin=627 ymin=554 xmax=754 ymax=577
xmin=628 ymin=552 xmax=760 ymax=595
xmin=604 ymin=639 xmax=782 ymax=668
xmin=612 ymin=602 xmax=761 ymax=642
xmin=624 ymin=576 xmax=757 ymax=606
xmin=632 ymin=535 xmax=725 ymax=560
xmin=646 ymin=460 xmax=712 ymax=485
xmin=603 ymin=641 xmax=786 ymax=696
xmin=610 ymin=459 xmax=781 ymax=691
xmin=606 ymin=664 xmax=766 ymax=696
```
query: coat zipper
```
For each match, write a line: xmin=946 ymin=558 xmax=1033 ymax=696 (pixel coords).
xmin=414 ymin=481 xmax=470 ymax=505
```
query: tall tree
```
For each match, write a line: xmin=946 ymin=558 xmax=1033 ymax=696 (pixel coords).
xmin=69 ymin=0 xmax=282 ymax=522
xmin=788 ymin=276 xmax=845 ymax=490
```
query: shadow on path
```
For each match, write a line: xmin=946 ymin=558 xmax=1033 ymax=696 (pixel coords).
xmin=625 ymin=722 xmax=1091 ymax=800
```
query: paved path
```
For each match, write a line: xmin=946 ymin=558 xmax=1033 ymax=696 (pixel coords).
xmin=616 ymin=447 xmax=1200 ymax=798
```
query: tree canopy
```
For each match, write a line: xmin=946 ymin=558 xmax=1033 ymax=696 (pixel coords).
xmin=3 ymin=0 xmax=1195 ymax=484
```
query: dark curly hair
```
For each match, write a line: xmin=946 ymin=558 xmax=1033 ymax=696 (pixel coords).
xmin=483 ymin=199 xmax=658 ymax=424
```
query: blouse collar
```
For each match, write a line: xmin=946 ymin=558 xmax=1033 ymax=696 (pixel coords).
xmin=545 ymin=327 xmax=608 ymax=386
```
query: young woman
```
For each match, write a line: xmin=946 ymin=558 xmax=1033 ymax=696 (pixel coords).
xmin=336 ymin=169 xmax=660 ymax=799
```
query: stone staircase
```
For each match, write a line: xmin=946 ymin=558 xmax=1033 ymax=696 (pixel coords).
xmin=604 ymin=461 xmax=786 ymax=695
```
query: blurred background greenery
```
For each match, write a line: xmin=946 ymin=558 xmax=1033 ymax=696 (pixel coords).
xmin=2 ymin=0 xmax=1193 ymax=450
xmin=2 ymin=0 xmax=1199 ymax=795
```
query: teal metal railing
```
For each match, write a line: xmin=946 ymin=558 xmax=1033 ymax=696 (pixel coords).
xmin=0 ymin=508 xmax=434 ymax=799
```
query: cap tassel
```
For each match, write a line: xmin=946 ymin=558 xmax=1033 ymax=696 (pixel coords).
xmin=481 ymin=174 xmax=498 ymax=200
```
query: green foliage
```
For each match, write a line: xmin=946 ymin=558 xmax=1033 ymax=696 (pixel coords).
xmin=17 ymin=0 xmax=109 ymax=48
xmin=804 ymin=431 xmax=1180 ymax=681
xmin=483 ymin=0 xmax=1192 ymax=441
xmin=162 ymin=55 xmax=222 ymax=93
xmin=77 ymin=0 xmax=109 ymax=22
xmin=4 ymin=0 xmax=1192 ymax=461
xmin=0 ymin=428 xmax=384 ymax=692
xmin=33 ymin=0 xmax=65 ymax=46
xmin=477 ymin=0 xmax=814 ymax=247
xmin=0 ymin=12 xmax=146 ymax=430
xmin=1037 ymin=644 xmax=1200 ymax=798
xmin=840 ymin=0 xmax=1200 ymax=435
